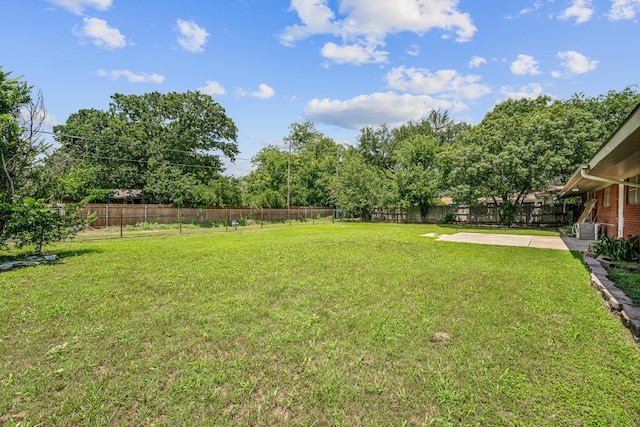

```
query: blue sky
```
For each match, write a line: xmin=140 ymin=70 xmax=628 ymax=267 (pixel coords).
xmin=2 ymin=0 xmax=639 ymax=176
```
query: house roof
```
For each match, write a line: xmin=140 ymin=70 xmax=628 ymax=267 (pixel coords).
xmin=112 ymin=189 xmax=143 ymax=199
xmin=560 ymin=102 xmax=640 ymax=197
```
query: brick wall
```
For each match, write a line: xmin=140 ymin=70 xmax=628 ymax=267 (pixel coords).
xmin=593 ymin=184 xmax=640 ymax=239
xmin=595 ymin=185 xmax=618 ymax=237
xmin=623 ymin=186 xmax=640 ymax=238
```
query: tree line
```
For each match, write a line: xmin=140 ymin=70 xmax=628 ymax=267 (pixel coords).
xmin=2 ymin=65 xmax=640 ymax=251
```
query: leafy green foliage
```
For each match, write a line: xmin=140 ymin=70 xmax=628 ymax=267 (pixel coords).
xmin=439 ymin=97 xmax=602 ymax=223
xmin=0 ymin=68 xmax=47 ymax=203
xmin=51 ymin=91 xmax=239 ymax=204
xmin=437 ymin=212 xmax=456 ymax=224
xmin=244 ymin=122 xmax=338 ymax=208
xmin=589 ymin=234 xmax=638 ymax=261
xmin=392 ymin=134 xmax=440 ymax=215
xmin=329 ymin=147 xmax=389 ymax=219
xmin=1 ymin=198 xmax=86 ymax=254
xmin=244 ymin=145 xmax=289 ymax=208
xmin=439 ymin=88 xmax=640 ymax=224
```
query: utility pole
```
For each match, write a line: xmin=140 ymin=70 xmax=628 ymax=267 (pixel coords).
xmin=287 ymin=137 xmax=291 ymax=226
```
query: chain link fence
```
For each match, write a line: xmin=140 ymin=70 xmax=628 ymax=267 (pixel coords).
xmin=78 ymin=204 xmax=335 ymax=237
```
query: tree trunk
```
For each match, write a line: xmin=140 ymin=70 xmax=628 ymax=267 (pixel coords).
xmin=0 ymin=150 xmax=14 ymax=202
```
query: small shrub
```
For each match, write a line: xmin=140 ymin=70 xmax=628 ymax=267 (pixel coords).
xmin=437 ymin=212 xmax=456 ymax=225
xmin=589 ymin=235 xmax=638 ymax=262
xmin=559 ymin=226 xmax=575 ymax=237
xmin=200 ymin=219 xmax=214 ymax=228
xmin=1 ymin=198 xmax=86 ymax=254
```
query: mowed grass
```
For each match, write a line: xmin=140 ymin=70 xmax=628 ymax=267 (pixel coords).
xmin=1 ymin=223 xmax=639 ymax=426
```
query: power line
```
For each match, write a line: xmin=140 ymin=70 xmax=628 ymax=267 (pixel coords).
xmin=54 ymin=151 xmax=251 ymax=171
xmin=40 ymin=130 xmax=255 ymax=162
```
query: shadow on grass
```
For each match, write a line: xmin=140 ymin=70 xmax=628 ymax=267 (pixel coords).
xmin=569 ymin=250 xmax=593 ymax=273
xmin=53 ymin=247 xmax=104 ymax=259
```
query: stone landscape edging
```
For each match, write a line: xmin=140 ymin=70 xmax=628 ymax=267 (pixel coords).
xmin=584 ymin=253 xmax=640 ymax=341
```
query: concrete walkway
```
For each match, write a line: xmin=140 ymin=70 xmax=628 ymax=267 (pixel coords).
xmin=434 ymin=232 xmax=593 ymax=251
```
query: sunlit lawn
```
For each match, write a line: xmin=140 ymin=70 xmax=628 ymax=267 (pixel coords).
xmin=1 ymin=223 xmax=639 ymax=426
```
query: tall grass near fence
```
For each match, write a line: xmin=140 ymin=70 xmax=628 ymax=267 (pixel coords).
xmin=80 ymin=204 xmax=334 ymax=228
xmin=1 ymin=223 xmax=639 ymax=425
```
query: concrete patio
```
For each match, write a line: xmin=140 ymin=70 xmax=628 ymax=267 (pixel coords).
xmin=434 ymin=232 xmax=593 ymax=252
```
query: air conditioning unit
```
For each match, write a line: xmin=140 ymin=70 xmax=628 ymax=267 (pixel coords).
xmin=575 ymin=223 xmax=596 ymax=240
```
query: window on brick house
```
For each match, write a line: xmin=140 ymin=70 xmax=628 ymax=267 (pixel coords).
xmin=628 ymin=175 xmax=640 ymax=205
xmin=603 ymin=186 xmax=611 ymax=207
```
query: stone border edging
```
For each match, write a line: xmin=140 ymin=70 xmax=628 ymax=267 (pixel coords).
xmin=584 ymin=253 xmax=640 ymax=341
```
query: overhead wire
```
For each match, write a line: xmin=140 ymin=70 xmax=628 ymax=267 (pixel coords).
xmin=40 ymin=130 xmax=255 ymax=163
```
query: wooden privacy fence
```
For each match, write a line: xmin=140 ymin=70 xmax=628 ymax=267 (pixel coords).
xmin=81 ymin=204 xmax=335 ymax=228
xmin=372 ymin=204 xmax=579 ymax=226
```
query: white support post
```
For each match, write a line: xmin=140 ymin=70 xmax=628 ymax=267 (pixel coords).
xmin=618 ymin=184 xmax=624 ymax=238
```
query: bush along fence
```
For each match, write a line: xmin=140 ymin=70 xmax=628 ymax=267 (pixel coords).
xmin=80 ymin=204 xmax=335 ymax=228
xmin=372 ymin=204 xmax=581 ymax=227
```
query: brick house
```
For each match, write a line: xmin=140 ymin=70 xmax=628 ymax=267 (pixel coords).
xmin=560 ymin=102 xmax=640 ymax=239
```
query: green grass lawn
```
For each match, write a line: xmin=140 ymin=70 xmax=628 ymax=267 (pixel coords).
xmin=1 ymin=223 xmax=639 ymax=426
xmin=607 ymin=267 xmax=640 ymax=306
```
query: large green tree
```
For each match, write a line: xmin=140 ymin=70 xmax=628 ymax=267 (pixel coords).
xmin=330 ymin=147 xmax=389 ymax=220
xmin=244 ymin=122 xmax=338 ymax=208
xmin=52 ymin=91 xmax=239 ymax=205
xmin=244 ymin=145 xmax=289 ymax=208
xmin=391 ymin=134 xmax=441 ymax=216
xmin=439 ymin=96 xmax=604 ymax=223
xmin=568 ymin=85 xmax=640 ymax=142
xmin=285 ymin=122 xmax=338 ymax=207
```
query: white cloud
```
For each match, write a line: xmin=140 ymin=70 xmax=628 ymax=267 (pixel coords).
xmin=406 ymin=44 xmax=420 ymax=56
xmin=279 ymin=0 xmax=339 ymax=46
xmin=97 ymin=69 xmax=165 ymax=84
xmin=320 ymin=41 xmax=388 ymax=64
xmin=280 ymin=0 xmax=477 ymax=64
xmin=510 ymin=54 xmax=541 ymax=75
xmin=238 ymin=84 xmax=275 ymax=100
xmin=519 ymin=1 xmax=543 ymax=15
xmin=305 ymin=92 xmax=466 ymax=129
xmin=47 ymin=0 xmax=112 ymax=15
xmin=20 ymin=108 xmax=58 ymax=130
xmin=176 ymin=19 xmax=209 ymax=53
xmin=43 ymin=113 xmax=59 ymax=129
xmin=558 ymin=0 xmax=595 ymax=24
xmin=557 ymin=50 xmax=598 ymax=74
xmin=500 ymin=83 xmax=545 ymax=100
xmin=468 ymin=56 xmax=487 ymax=68
xmin=385 ymin=66 xmax=491 ymax=100
xmin=609 ymin=0 xmax=640 ymax=19
xmin=198 ymin=81 xmax=226 ymax=96
xmin=74 ymin=17 xmax=126 ymax=49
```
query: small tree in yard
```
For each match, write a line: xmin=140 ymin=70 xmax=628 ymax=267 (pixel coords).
xmin=1 ymin=198 xmax=85 ymax=255
xmin=0 ymin=68 xmax=87 ymax=254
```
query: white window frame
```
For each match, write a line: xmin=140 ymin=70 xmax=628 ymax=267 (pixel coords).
xmin=628 ymin=175 xmax=640 ymax=205
xmin=603 ymin=186 xmax=611 ymax=208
